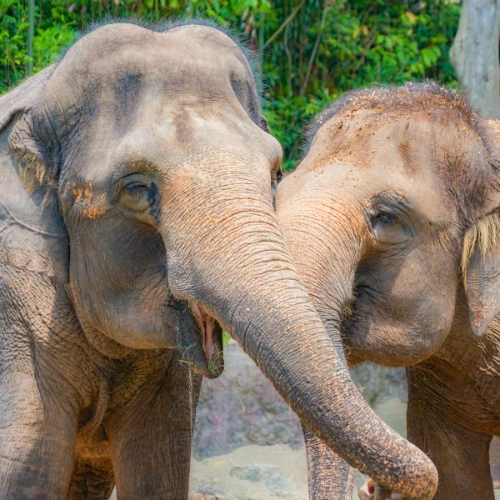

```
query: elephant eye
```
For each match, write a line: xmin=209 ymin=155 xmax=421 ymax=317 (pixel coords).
xmin=370 ymin=211 xmax=409 ymax=246
xmin=372 ymin=213 xmax=396 ymax=228
xmin=120 ymin=182 xmax=158 ymax=213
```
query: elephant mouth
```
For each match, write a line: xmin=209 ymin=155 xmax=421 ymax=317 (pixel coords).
xmin=189 ymin=301 xmax=217 ymax=360
xmin=339 ymin=292 xmax=366 ymax=366
xmin=169 ymin=296 xmax=224 ymax=378
xmin=187 ymin=301 xmax=224 ymax=379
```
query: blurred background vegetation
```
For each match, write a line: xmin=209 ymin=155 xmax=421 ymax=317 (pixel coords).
xmin=0 ymin=0 xmax=460 ymax=168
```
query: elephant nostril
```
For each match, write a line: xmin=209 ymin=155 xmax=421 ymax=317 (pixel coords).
xmin=358 ymin=479 xmax=376 ymax=500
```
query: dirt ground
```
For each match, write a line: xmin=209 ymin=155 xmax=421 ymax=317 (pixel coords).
xmin=108 ymin=441 xmax=500 ymax=499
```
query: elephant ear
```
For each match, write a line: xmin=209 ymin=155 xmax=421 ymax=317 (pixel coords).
xmin=0 ymin=66 xmax=55 ymax=129
xmin=463 ymin=213 xmax=500 ymax=336
xmin=259 ymin=114 xmax=271 ymax=134
xmin=1 ymin=66 xmax=57 ymax=190
xmin=463 ymin=119 xmax=500 ymax=336
xmin=0 ymin=65 xmax=68 ymax=281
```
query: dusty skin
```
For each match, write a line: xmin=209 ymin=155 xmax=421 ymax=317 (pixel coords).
xmin=277 ymin=83 xmax=500 ymax=499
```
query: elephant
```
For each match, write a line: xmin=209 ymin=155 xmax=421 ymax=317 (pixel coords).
xmin=276 ymin=82 xmax=500 ymax=499
xmin=0 ymin=20 xmax=438 ymax=500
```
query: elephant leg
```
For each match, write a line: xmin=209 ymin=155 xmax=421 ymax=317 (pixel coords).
xmin=302 ymin=424 xmax=355 ymax=500
xmin=407 ymin=367 xmax=493 ymax=499
xmin=67 ymin=456 xmax=114 ymax=500
xmin=109 ymin=352 xmax=194 ymax=499
xmin=0 ymin=368 xmax=78 ymax=499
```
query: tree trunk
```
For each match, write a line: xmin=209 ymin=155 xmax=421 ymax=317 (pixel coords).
xmin=450 ymin=0 xmax=500 ymax=119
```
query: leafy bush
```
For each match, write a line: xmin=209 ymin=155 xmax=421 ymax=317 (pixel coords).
xmin=0 ymin=0 xmax=459 ymax=168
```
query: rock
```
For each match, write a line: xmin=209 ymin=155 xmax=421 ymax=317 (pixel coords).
xmin=190 ymin=444 xmax=307 ymax=500
xmin=229 ymin=464 xmax=290 ymax=495
xmin=229 ymin=463 xmax=292 ymax=495
xmin=264 ymin=470 xmax=291 ymax=495
xmin=231 ymin=465 xmax=272 ymax=482
xmin=350 ymin=362 xmax=407 ymax=407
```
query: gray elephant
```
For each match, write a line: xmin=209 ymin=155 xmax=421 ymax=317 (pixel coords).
xmin=0 ymin=21 xmax=436 ymax=500
xmin=277 ymin=83 xmax=500 ymax=499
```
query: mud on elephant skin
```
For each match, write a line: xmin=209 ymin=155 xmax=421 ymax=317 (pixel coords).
xmin=0 ymin=20 xmax=436 ymax=500
xmin=277 ymin=82 xmax=500 ymax=499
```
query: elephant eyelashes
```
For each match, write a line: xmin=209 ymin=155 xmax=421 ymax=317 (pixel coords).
xmin=119 ymin=182 xmax=158 ymax=213
xmin=370 ymin=211 xmax=410 ymax=245
xmin=371 ymin=213 xmax=396 ymax=227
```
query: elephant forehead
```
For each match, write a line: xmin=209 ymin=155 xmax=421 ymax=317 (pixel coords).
xmin=43 ymin=24 xmax=253 ymax=120
xmin=309 ymin=113 xmax=445 ymax=164
xmin=57 ymin=100 xmax=267 ymax=187
xmin=307 ymin=108 xmax=490 ymax=197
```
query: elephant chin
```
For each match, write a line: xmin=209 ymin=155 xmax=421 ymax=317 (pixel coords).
xmin=179 ymin=301 xmax=224 ymax=379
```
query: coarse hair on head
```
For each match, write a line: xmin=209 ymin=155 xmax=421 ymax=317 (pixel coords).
xmin=303 ymin=81 xmax=481 ymax=155
xmin=462 ymin=212 xmax=500 ymax=279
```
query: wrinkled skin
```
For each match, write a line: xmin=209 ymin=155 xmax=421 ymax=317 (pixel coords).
xmin=277 ymin=83 xmax=500 ymax=499
xmin=0 ymin=22 xmax=437 ymax=500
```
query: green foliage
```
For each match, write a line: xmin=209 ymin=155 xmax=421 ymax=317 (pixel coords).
xmin=0 ymin=0 xmax=460 ymax=167
xmin=222 ymin=330 xmax=231 ymax=346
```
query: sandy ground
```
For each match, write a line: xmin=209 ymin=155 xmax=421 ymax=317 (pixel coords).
xmin=189 ymin=444 xmax=308 ymax=500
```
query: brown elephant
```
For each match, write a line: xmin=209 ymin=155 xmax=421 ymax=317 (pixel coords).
xmin=0 ymin=21 xmax=436 ymax=500
xmin=277 ymin=83 xmax=500 ymax=499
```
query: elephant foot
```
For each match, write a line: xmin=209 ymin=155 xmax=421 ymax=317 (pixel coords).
xmin=358 ymin=479 xmax=404 ymax=500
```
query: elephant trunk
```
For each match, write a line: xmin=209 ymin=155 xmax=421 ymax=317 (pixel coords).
xmin=163 ymin=177 xmax=438 ymax=499
xmin=277 ymin=197 xmax=438 ymax=498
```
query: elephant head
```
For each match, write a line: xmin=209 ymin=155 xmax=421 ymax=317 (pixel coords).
xmin=277 ymin=83 xmax=500 ymax=496
xmin=1 ymin=24 xmax=437 ymax=498
xmin=277 ymin=83 xmax=500 ymax=367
